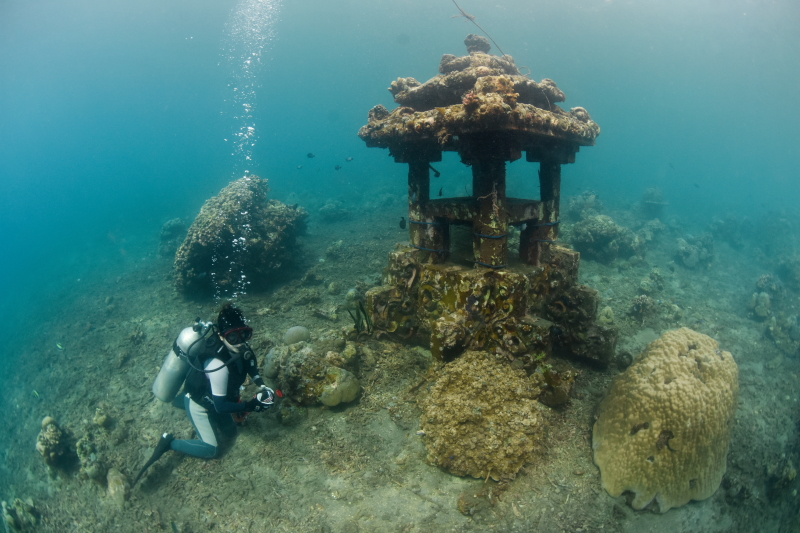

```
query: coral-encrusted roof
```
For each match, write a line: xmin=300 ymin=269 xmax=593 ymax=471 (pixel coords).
xmin=358 ymin=42 xmax=599 ymax=155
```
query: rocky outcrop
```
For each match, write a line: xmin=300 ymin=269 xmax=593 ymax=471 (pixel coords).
xmin=174 ymin=176 xmax=306 ymax=297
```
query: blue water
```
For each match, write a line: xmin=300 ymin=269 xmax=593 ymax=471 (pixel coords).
xmin=1 ymin=0 xmax=797 ymax=336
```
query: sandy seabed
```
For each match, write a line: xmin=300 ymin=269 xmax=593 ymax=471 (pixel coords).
xmin=2 ymin=204 xmax=799 ymax=533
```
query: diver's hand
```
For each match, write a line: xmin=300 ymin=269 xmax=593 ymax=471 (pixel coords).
xmin=256 ymin=388 xmax=275 ymax=405
xmin=244 ymin=389 xmax=274 ymax=412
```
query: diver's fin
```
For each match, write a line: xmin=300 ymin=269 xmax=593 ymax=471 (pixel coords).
xmin=131 ymin=432 xmax=174 ymax=487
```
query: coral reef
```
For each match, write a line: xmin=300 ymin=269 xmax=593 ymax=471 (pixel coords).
xmin=778 ymin=255 xmax=800 ymax=290
xmin=173 ymin=176 xmax=307 ymax=296
xmin=647 ymin=267 xmax=664 ymax=291
xmin=764 ymin=314 xmax=800 ymax=357
xmin=749 ymin=291 xmax=772 ymax=319
xmin=157 ymin=218 xmax=186 ymax=258
xmin=592 ymin=328 xmax=739 ymax=512
xmin=284 ymin=325 xmax=311 ymax=345
xmin=765 ymin=456 xmax=797 ymax=500
xmin=420 ymin=351 xmax=545 ymax=481
xmin=567 ymin=215 xmax=641 ymax=263
xmin=274 ymin=342 xmax=361 ymax=407
xmin=35 ymin=416 xmax=66 ymax=467
xmin=675 ymin=233 xmax=713 ymax=269
xmin=1 ymin=498 xmax=39 ymax=533
xmin=564 ymin=190 xmax=603 ymax=221
xmin=76 ymin=430 xmax=106 ymax=482
xmin=318 ymin=367 xmax=360 ymax=407
xmin=537 ymin=366 xmax=575 ymax=408
xmin=597 ymin=305 xmax=615 ymax=325
xmin=639 ymin=187 xmax=668 ymax=220
xmin=709 ymin=214 xmax=748 ymax=249
xmin=318 ymin=201 xmax=352 ymax=222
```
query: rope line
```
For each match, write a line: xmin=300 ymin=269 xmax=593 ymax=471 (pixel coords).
xmin=410 ymin=244 xmax=449 ymax=253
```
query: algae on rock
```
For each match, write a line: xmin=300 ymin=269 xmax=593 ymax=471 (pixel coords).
xmin=420 ymin=351 xmax=545 ymax=481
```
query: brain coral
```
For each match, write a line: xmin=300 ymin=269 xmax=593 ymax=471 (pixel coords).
xmin=420 ymin=351 xmax=545 ymax=481
xmin=592 ymin=327 xmax=738 ymax=512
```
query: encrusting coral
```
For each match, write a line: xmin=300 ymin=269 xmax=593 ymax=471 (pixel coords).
xmin=359 ymin=35 xmax=599 ymax=152
xmin=420 ymin=351 xmax=545 ymax=481
xmin=592 ymin=328 xmax=739 ymax=512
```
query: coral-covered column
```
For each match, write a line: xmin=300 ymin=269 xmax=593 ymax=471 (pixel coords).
xmin=471 ymin=158 xmax=508 ymax=268
xmin=520 ymin=160 xmax=561 ymax=265
xmin=408 ymin=159 xmax=448 ymax=262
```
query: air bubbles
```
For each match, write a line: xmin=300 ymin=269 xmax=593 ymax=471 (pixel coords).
xmin=212 ymin=0 xmax=281 ymax=301
xmin=223 ymin=0 xmax=282 ymax=173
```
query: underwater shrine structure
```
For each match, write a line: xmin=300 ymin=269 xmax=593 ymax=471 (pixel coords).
xmin=360 ymin=35 xmax=615 ymax=368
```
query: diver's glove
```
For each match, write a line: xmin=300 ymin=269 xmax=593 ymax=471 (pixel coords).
xmin=244 ymin=388 xmax=274 ymax=412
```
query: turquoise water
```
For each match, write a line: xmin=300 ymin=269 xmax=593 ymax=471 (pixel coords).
xmin=1 ymin=1 xmax=798 ymax=531
xmin=2 ymin=0 xmax=797 ymax=327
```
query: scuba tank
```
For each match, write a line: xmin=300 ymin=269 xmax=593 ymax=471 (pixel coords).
xmin=152 ymin=319 xmax=214 ymax=403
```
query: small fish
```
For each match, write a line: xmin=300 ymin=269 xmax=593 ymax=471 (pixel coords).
xmin=346 ymin=156 xmax=353 ymax=162
xmin=296 ymin=165 xmax=303 ymax=169
xmin=399 ymin=217 xmax=406 ymax=229
xmin=307 ymin=153 xmax=315 ymax=158
xmin=56 ymin=343 xmax=64 ymax=350
xmin=416 ymin=430 xmax=425 ymax=436
xmin=694 ymin=183 xmax=700 ymax=188
xmin=334 ymin=165 xmax=342 ymax=171
xmin=438 ymin=187 xmax=443 ymax=197
xmin=32 ymin=390 xmax=39 ymax=398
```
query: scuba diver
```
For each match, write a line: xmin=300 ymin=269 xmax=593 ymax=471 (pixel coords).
xmin=134 ymin=303 xmax=274 ymax=486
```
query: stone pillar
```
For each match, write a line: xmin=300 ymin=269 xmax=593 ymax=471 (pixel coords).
xmin=408 ymin=159 xmax=449 ymax=262
xmin=520 ymin=160 xmax=561 ymax=265
xmin=471 ymin=158 xmax=508 ymax=268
